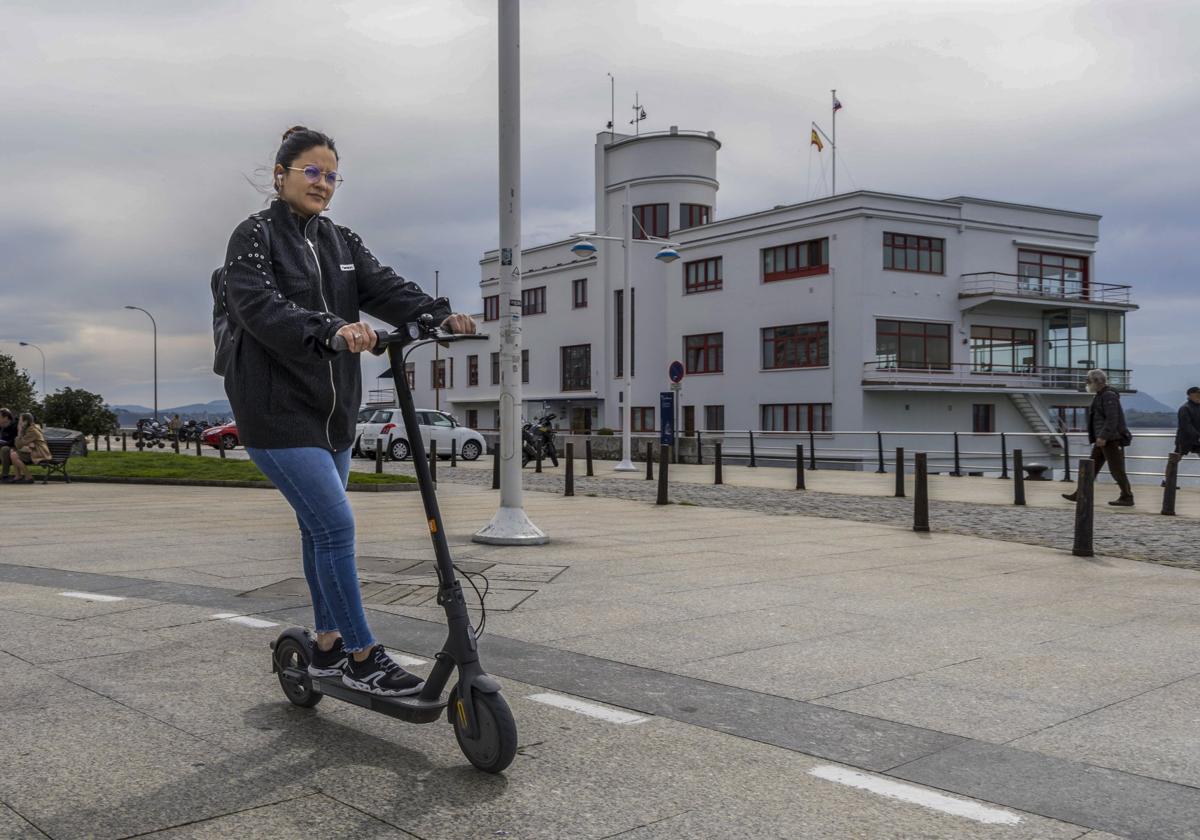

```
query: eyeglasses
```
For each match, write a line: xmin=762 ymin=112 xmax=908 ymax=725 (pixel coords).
xmin=287 ymin=165 xmax=343 ymax=187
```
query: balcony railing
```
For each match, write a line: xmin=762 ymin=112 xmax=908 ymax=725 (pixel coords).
xmin=863 ymin=362 xmax=1132 ymax=391
xmin=960 ymin=272 xmax=1132 ymax=305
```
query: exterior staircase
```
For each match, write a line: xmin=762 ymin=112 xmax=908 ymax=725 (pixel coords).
xmin=1008 ymin=393 xmax=1064 ymax=452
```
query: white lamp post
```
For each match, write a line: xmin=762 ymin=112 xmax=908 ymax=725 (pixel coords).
xmin=18 ymin=341 xmax=47 ymax=402
xmin=571 ymin=183 xmax=679 ymax=471
xmin=124 ymin=306 xmax=158 ymax=421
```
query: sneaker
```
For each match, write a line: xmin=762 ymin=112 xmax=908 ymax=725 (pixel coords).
xmin=307 ymin=637 xmax=348 ymax=678
xmin=1108 ymin=496 xmax=1134 ymax=507
xmin=342 ymin=645 xmax=425 ymax=697
xmin=1061 ymin=492 xmax=1077 ymax=502
xmin=0 ymin=476 xmax=13 ymax=483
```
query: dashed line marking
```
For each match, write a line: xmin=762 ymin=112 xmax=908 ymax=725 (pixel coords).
xmin=60 ymin=591 xmax=126 ymax=602
xmin=808 ymin=765 xmax=1022 ymax=825
xmin=389 ymin=653 xmax=427 ymax=667
xmin=527 ymin=692 xmax=648 ymax=724
xmin=210 ymin=612 xmax=279 ymax=629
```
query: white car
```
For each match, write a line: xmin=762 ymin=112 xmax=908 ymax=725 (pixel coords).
xmin=361 ymin=408 xmax=486 ymax=462
xmin=352 ymin=407 xmax=377 ymax=457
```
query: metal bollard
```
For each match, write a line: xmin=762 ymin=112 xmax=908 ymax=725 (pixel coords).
xmin=106 ymin=435 xmax=112 ymax=452
xmin=121 ymin=432 xmax=127 ymax=452
xmin=375 ymin=441 xmax=383 ymax=474
xmin=696 ymin=431 xmax=704 ymax=465
xmin=894 ymin=447 xmax=905 ymax=498
xmin=645 ymin=442 xmax=654 ymax=480
xmin=195 ymin=436 xmax=202 ymax=457
xmin=94 ymin=434 xmax=100 ymax=452
xmin=951 ymin=432 xmax=962 ymax=477
xmin=1072 ymin=459 xmax=1094 ymax=557
xmin=1013 ymin=449 xmax=1026 ymax=506
xmin=1162 ymin=452 xmax=1181 ymax=516
xmin=913 ymin=452 xmax=930 ymax=532
xmin=808 ymin=428 xmax=817 ymax=470
xmin=565 ymin=442 xmax=575 ymax=497
xmin=876 ymin=431 xmax=886 ymax=473
xmin=430 ymin=440 xmax=438 ymax=482
xmin=172 ymin=436 xmax=179 ymax=454
xmin=585 ymin=438 xmax=594 ymax=476
xmin=656 ymin=441 xmax=669 ymax=505
xmin=796 ymin=444 xmax=806 ymax=490
xmin=451 ymin=438 xmax=457 ymax=467
xmin=1061 ymin=433 xmax=1073 ymax=482
xmin=748 ymin=430 xmax=756 ymax=467
xmin=714 ymin=442 xmax=723 ymax=485
xmin=219 ymin=441 xmax=226 ymax=459
xmin=1000 ymin=433 xmax=1009 ymax=479
xmin=492 ymin=443 xmax=500 ymax=489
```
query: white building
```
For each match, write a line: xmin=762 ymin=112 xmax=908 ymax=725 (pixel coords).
xmin=383 ymin=128 xmax=1135 ymax=456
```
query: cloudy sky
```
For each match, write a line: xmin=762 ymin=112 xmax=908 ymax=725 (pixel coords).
xmin=2 ymin=0 xmax=1196 ymax=408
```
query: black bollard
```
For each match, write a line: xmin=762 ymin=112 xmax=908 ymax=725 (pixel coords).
xmin=656 ymin=441 xmax=669 ymax=505
xmin=451 ymin=438 xmax=457 ymax=467
xmin=645 ymin=442 xmax=654 ymax=480
xmin=195 ymin=436 xmax=202 ymax=457
xmin=94 ymin=434 xmax=100 ymax=452
xmin=951 ymin=432 xmax=962 ymax=477
xmin=999 ymin=433 xmax=1009 ymax=479
xmin=492 ymin=442 xmax=500 ymax=489
xmin=1061 ymin=433 xmax=1073 ymax=482
xmin=895 ymin=447 xmax=905 ymax=498
xmin=1072 ymin=459 xmax=1094 ymax=557
xmin=1013 ymin=449 xmax=1026 ymax=506
xmin=585 ymin=438 xmax=594 ymax=476
xmin=121 ymin=432 xmax=127 ymax=452
xmin=1162 ymin=452 xmax=1181 ymax=516
xmin=696 ymin=431 xmax=704 ymax=466
xmin=796 ymin=444 xmax=806 ymax=490
xmin=375 ymin=440 xmax=383 ymax=474
xmin=714 ymin=442 xmax=723 ymax=485
xmin=173 ymin=436 xmax=180 ymax=454
xmin=913 ymin=452 xmax=930 ymax=532
xmin=565 ymin=442 xmax=575 ymax=497
xmin=106 ymin=435 xmax=112 ymax=452
xmin=809 ymin=428 xmax=817 ymax=470
xmin=876 ymin=431 xmax=886 ymax=473
xmin=748 ymin=431 xmax=757 ymax=467
xmin=430 ymin=440 xmax=438 ymax=482
xmin=219 ymin=440 xmax=225 ymax=459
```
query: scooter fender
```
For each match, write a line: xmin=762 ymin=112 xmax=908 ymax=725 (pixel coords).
xmin=269 ymin=626 xmax=312 ymax=673
xmin=450 ymin=672 xmax=503 ymax=737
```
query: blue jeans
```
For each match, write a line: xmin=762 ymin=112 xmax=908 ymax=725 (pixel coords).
xmin=247 ymin=446 xmax=376 ymax=652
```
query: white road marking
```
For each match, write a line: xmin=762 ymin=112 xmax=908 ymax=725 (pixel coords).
xmin=210 ymin=612 xmax=279 ymax=629
xmin=389 ymin=653 xmax=427 ymax=667
xmin=60 ymin=591 xmax=126 ymax=602
xmin=527 ymin=692 xmax=648 ymax=724
xmin=808 ymin=765 xmax=1022 ymax=826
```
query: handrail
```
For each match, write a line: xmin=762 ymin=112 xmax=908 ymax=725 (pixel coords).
xmin=959 ymin=271 xmax=1132 ymax=305
xmin=862 ymin=362 xmax=1132 ymax=391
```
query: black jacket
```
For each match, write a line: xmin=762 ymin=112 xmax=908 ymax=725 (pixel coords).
xmin=0 ymin=422 xmax=15 ymax=448
xmin=1086 ymin=385 xmax=1131 ymax=447
xmin=1176 ymin=401 xmax=1200 ymax=454
xmin=222 ymin=199 xmax=450 ymax=450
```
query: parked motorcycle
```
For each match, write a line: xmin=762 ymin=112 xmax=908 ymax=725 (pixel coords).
xmin=521 ymin=412 xmax=558 ymax=467
xmin=133 ymin=418 xmax=168 ymax=448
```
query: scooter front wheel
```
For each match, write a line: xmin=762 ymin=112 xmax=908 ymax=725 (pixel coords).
xmin=273 ymin=636 xmax=323 ymax=708
xmin=452 ymin=687 xmax=517 ymax=773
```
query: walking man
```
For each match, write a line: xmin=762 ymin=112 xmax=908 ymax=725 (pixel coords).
xmin=1174 ymin=387 xmax=1200 ymax=457
xmin=1063 ymin=369 xmax=1134 ymax=507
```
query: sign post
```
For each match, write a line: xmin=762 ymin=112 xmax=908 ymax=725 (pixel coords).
xmin=667 ymin=361 xmax=685 ymax=462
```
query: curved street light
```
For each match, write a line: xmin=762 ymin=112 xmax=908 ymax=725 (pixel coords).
xmin=17 ymin=341 xmax=47 ymax=402
xmin=123 ymin=305 xmax=158 ymax=422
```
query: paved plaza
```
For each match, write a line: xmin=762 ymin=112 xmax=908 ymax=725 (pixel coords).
xmin=1 ymin=465 xmax=1199 ymax=838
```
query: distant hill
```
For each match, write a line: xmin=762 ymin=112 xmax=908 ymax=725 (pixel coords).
xmin=1125 ymin=391 xmax=1173 ymax=413
xmin=111 ymin=399 xmax=233 ymax=426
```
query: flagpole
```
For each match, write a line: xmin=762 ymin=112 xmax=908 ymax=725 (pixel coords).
xmin=831 ymin=88 xmax=837 ymax=196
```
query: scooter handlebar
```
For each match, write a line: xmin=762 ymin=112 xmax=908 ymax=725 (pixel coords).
xmin=329 ymin=316 xmax=488 ymax=353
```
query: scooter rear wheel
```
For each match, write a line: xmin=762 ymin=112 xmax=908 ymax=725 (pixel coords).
xmin=452 ymin=687 xmax=517 ymax=773
xmin=274 ymin=636 xmax=323 ymax=708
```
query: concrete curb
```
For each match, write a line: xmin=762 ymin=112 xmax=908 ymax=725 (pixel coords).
xmin=36 ymin=475 xmax=419 ymax=492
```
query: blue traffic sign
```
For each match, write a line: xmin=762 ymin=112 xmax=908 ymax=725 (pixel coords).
xmin=660 ymin=392 xmax=675 ymax=446
xmin=668 ymin=361 xmax=685 ymax=383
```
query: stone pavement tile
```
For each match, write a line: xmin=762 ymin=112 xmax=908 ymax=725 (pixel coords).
xmin=477 ymin=600 xmax=717 ymax=644
xmin=101 ymin=564 xmax=295 ymax=591
xmin=1048 ymin=606 xmax=1200 ymax=661
xmin=0 ymin=580 xmax=163 ymax=620
xmin=995 ymin=592 xmax=1182 ymax=628
xmin=77 ymin=601 xmax=222 ymax=631
xmin=0 ymin=605 xmax=170 ymax=665
xmin=855 ymin=609 xmax=1093 ymax=656
xmin=1086 ymin=574 xmax=1200 ymax=606
xmin=812 ymin=676 xmax=1081 ymax=744
xmin=644 ymin=579 xmax=827 ymax=614
xmin=0 ymin=650 xmax=96 ymax=713
xmin=550 ymin=605 xmax=877 ymax=669
xmin=0 ymin=803 xmax=47 ymax=839
xmin=0 ymin=695 xmax=313 ymax=840
xmin=134 ymin=792 xmax=417 ymax=839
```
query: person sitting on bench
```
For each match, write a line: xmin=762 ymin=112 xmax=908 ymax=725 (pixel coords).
xmin=0 ymin=408 xmax=16 ymax=483
xmin=8 ymin=412 xmax=52 ymax=485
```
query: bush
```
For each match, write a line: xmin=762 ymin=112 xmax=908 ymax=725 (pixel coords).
xmin=595 ymin=427 xmax=615 ymax=436
xmin=42 ymin=387 xmax=119 ymax=437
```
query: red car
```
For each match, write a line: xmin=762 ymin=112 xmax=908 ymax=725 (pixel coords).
xmin=202 ymin=421 xmax=240 ymax=450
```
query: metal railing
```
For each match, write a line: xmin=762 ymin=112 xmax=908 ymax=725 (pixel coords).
xmin=960 ymin=272 xmax=1133 ymax=305
xmin=863 ymin=362 xmax=1132 ymax=391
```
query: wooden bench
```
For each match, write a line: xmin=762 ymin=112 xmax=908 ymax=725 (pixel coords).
xmin=36 ymin=438 xmax=76 ymax=485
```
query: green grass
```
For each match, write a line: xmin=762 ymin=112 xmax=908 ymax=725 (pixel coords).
xmin=69 ymin=452 xmax=415 ymax=485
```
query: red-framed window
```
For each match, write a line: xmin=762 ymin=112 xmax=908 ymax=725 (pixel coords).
xmin=560 ymin=344 xmax=591 ymax=391
xmin=633 ymin=204 xmax=668 ymax=240
xmin=490 ymin=352 xmax=500 ymax=386
xmin=1018 ymin=249 xmax=1088 ymax=297
xmin=680 ymin=204 xmax=711 ymax=230
xmin=973 ymin=404 xmax=995 ymax=433
xmin=405 ymin=362 xmax=415 ymax=390
xmin=884 ymin=232 xmax=944 ymax=274
xmin=521 ymin=348 xmax=529 ymax=383
xmin=1053 ymin=405 xmax=1088 ymax=432
xmin=704 ymin=404 xmax=724 ymax=431
xmin=970 ymin=326 xmax=1036 ymax=373
xmin=683 ymin=405 xmax=695 ymax=433
xmin=762 ymin=322 xmax=829 ymax=369
xmin=632 ymin=407 xmax=655 ymax=432
xmin=483 ymin=295 xmax=500 ymax=321
xmin=684 ymin=332 xmax=723 ymax=374
xmin=762 ymin=238 xmax=829 ymax=282
xmin=875 ymin=320 xmax=951 ymax=370
xmin=431 ymin=358 xmax=452 ymax=389
xmin=522 ymin=286 xmax=546 ymax=315
xmin=684 ymin=257 xmax=722 ymax=294
xmin=761 ymin=403 xmax=832 ymax=432
xmin=467 ymin=355 xmax=479 ymax=387
xmin=573 ymin=278 xmax=587 ymax=308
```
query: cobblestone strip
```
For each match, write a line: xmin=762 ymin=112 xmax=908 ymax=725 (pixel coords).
xmin=424 ymin=464 xmax=1200 ymax=571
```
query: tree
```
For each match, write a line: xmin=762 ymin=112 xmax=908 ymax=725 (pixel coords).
xmin=0 ymin=353 xmax=40 ymax=415
xmin=41 ymin=387 xmax=119 ymax=436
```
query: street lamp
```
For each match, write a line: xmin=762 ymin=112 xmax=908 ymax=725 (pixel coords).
xmin=17 ymin=341 xmax=46 ymax=402
xmin=571 ymin=184 xmax=680 ymax=471
xmin=123 ymin=305 xmax=158 ymax=421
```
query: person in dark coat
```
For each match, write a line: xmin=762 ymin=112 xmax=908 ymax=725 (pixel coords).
xmin=1062 ymin=368 xmax=1134 ymax=506
xmin=1174 ymin=387 xmax=1200 ymax=456
xmin=0 ymin=408 xmax=16 ymax=483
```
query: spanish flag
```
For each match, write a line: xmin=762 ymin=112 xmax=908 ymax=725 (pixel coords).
xmin=810 ymin=129 xmax=824 ymax=151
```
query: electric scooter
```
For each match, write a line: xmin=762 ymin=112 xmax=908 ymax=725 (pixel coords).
xmin=270 ymin=316 xmax=517 ymax=774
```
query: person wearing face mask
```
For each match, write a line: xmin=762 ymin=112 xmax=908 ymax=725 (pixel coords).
xmin=1063 ymin=368 xmax=1134 ymax=507
xmin=220 ymin=126 xmax=476 ymax=697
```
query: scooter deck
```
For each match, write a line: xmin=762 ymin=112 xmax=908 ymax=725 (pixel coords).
xmin=283 ymin=667 xmax=448 ymax=724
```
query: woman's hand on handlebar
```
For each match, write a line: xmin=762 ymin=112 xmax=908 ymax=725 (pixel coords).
xmin=335 ymin=321 xmax=378 ymax=353
xmin=441 ymin=313 xmax=477 ymax=335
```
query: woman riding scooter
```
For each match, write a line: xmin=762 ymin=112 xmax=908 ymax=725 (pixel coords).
xmin=222 ymin=126 xmax=475 ymax=696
